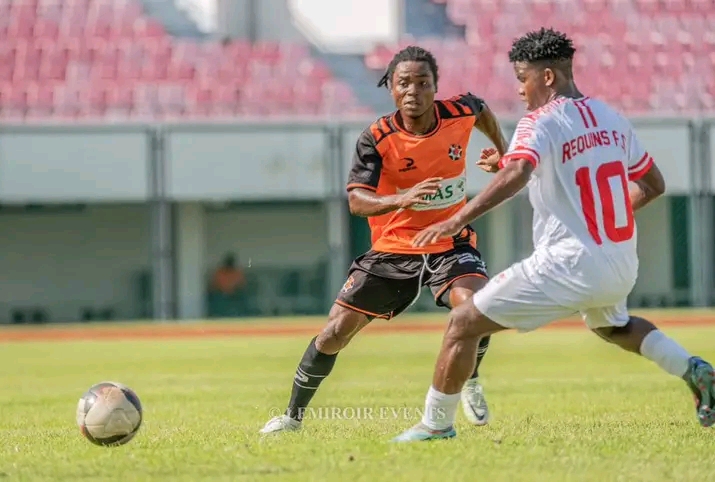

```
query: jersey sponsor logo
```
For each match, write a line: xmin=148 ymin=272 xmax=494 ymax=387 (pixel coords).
xmin=448 ymin=144 xmax=463 ymax=161
xmin=398 ymin=173 xmax=466 ymax=211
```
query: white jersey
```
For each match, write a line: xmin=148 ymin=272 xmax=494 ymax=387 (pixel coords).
xmin=498 ymin=96 xmax=653 ymax=303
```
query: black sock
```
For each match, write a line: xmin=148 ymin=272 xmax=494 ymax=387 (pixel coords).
xmin=470 ymin=336 xmax=490 ymax=379
xmin=286 ymin=336 xmax=338 ymax=421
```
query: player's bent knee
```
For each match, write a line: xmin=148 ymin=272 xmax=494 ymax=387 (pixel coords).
xmin=592 ymin=317 xmax=657 ymax=353
xmin=446 ymin=302 xmax=486 ymax=340
xmin=317 ymin=304 xmax=371 ymax=353
xmin=592 ymin=326 xmax=617 ymax=342
xmin=593 ymin=320 xmax=638 ymax=342
xmin=447 ymin=276 xmax=489 ymax=308
xmin=446 ymin=300 xmax=508 ymax=341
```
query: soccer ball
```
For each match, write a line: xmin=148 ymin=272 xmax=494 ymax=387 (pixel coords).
xmin=76 ymin=381 xmax=143 ymax=447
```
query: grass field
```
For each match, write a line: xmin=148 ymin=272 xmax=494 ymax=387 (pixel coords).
xmin=1 ymin=310 xmax=715 ymax=481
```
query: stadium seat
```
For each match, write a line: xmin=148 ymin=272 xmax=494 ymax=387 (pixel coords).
xmin=8 ymin=0 xmax=714 ymax=118
xmin=360 ymin=0 xmax=715 ymax=115
xmin=106 ymin=82 xmax=134 ymax=117
xmin=0 ymin=0 xmax=368 ymax=120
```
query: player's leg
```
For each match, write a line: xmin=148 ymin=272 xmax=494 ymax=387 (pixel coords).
xmin=260 ymin=254 xmax=418 ymax=434
xmin=259 ymin=306 xmax=372 ymax=433
xmin=587 ymin=305 xmax=715 ymax=427
xmin=429 ymin=246 xmax=492 ymax=426
xmin=260 ymin=303 xmax=371 ymax=433
xmin=441 ymin=278 xmax=492 ymax=426
xmin=394 ymin=262 xmax=575 ymax=441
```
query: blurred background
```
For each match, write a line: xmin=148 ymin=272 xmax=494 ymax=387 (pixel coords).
xmin=0 ymin=0 xmax=712 ymax=324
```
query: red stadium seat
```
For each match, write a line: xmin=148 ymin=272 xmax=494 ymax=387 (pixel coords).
xmin=357 ymin=0 xmax=715 ymax=114
xmin=186 ymin=83 xmax=213 ymax=116
xmin=33 ymin=17 xmax=59 ymax=40
xmin=105 ymin=82 xmax=134 ymax=116
xmin=0 ymin=0 xmax=370 ymax=120
xmin=0 ymin=83 xmax=27 ymax=119
xmin=26 ymin=82 xmax=53 ymax=116
xmin=53 ymin=84 xmax=82 ymax=119
xmin=131 ymin=83 xmax=160 ymax=118
xmin=133 ymin=17 xmax=165 ymax=38
xmin=157 ymin=83 xmax=186 ymax=117
xmin=7 ymin=4 xmax=36 ymax=39
xmin=81 ymin=83 xmax=108 ymax=117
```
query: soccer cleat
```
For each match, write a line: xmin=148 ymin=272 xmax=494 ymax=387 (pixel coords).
xmin=684 ymin=356 xmax=715 ymax=428
xmin=461 ymin=377 xmax=490 ymax=426
xmin=259 ymin=414 xmax=302 ymax=434
xmin=391 ymin=423 xmax=456 ymax=442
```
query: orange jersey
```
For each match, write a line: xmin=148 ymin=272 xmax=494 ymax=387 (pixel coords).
xmin=346 ymin=93 xmax=485 ymax=254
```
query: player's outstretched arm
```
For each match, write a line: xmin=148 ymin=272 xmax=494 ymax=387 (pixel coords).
xmin=412 ymin=160 xmax=532 ymax=247
xmin=629 ymin=162 xmax=665 ymax=212
xmin=347 ymin=188 xmax=403 ymax=217
xmin=348 ymin=178 xmax=443 ymax=217
xmin=473 ymin=104 xmax=508 ymax=156
xmin=452 ymin=158 xmax=533 ymax=225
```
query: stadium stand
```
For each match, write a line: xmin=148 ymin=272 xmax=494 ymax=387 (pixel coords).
xmin=3 ymin=0 xmax=714 ymax=119
xmin=366 ymin=0 xmax=715 ymax=115
xmin=0 ymin=0 xmax=371 ymax=119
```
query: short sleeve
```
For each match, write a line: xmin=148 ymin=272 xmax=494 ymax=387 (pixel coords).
xmin=453 ymin=93 xmax=485 ymax=116
xmin=346 ymin=128 xmax=383 ymax=192
xmin=498 ymin=117 xmax=549 ymax=169
xmin=625 ymin=124 xmax=653 ymax=181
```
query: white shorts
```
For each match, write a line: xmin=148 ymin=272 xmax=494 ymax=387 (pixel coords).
xmin=472 ymin=258 xmax=631 ymax=332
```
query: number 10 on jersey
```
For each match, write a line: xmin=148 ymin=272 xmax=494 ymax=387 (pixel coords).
xmin=575 ymin=161 xmax=634 ymax=245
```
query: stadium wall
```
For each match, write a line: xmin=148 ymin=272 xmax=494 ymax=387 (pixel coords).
xmin=0 ymin=118 xmax=711 ymax=323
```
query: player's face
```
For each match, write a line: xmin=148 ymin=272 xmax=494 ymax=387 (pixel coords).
xmin=513 ymin=61 xmax=553 ymax=111
xmin=391 ymin=61 xmax=436 ymax=119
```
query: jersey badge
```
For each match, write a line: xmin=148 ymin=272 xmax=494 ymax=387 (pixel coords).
xmin=341 ymin=275 xmax=355 ymax=293
xmin=448 ymin=144 xmax=463 ymax=161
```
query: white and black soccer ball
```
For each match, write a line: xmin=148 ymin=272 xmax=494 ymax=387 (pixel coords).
xmin=76 ymin=381 xmax=143 ymax=447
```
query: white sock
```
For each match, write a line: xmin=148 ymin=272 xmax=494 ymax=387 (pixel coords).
xmin=639 ymin=330 xmax=691 ymax=378
xmin=421 ymin=386 xmax=460 ymax=430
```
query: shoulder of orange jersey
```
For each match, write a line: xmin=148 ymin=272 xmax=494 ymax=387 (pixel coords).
xmin=361 ymin=115 xmax=398 ymax=146
xmin=437 ymin=93 xmax=486 ymax=119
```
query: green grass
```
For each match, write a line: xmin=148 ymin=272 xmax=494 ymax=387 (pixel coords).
xmin=1 ymin=320 xmax=714 ymax=481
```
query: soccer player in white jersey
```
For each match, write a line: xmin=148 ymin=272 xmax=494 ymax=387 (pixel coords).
xmin=392 ymin=27 xmax=715 ymax=442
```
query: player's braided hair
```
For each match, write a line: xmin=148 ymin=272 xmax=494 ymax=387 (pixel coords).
xmin=508 ymin=27 xmax=576 ymax=68
xmin=377 ymin=45 xmax=439 ymax=90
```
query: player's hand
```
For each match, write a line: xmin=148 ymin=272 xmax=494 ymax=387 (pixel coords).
xmin=412 ymin=219 xmax=463 ymax=248
xmin=476 ymin=147 xmax=501 ymax=173
xmin=397 ymin=177 xmax=443 ymax=209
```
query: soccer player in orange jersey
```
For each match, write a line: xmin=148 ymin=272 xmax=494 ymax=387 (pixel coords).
xmin=260 ymin=46 xmax=508 ymax=434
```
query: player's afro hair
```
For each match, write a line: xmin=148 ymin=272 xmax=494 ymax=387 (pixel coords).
xmin=508 ymin=27 xmax=576 ymax=64
xmin=377 ymin=45 xmax=439 ymax=90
